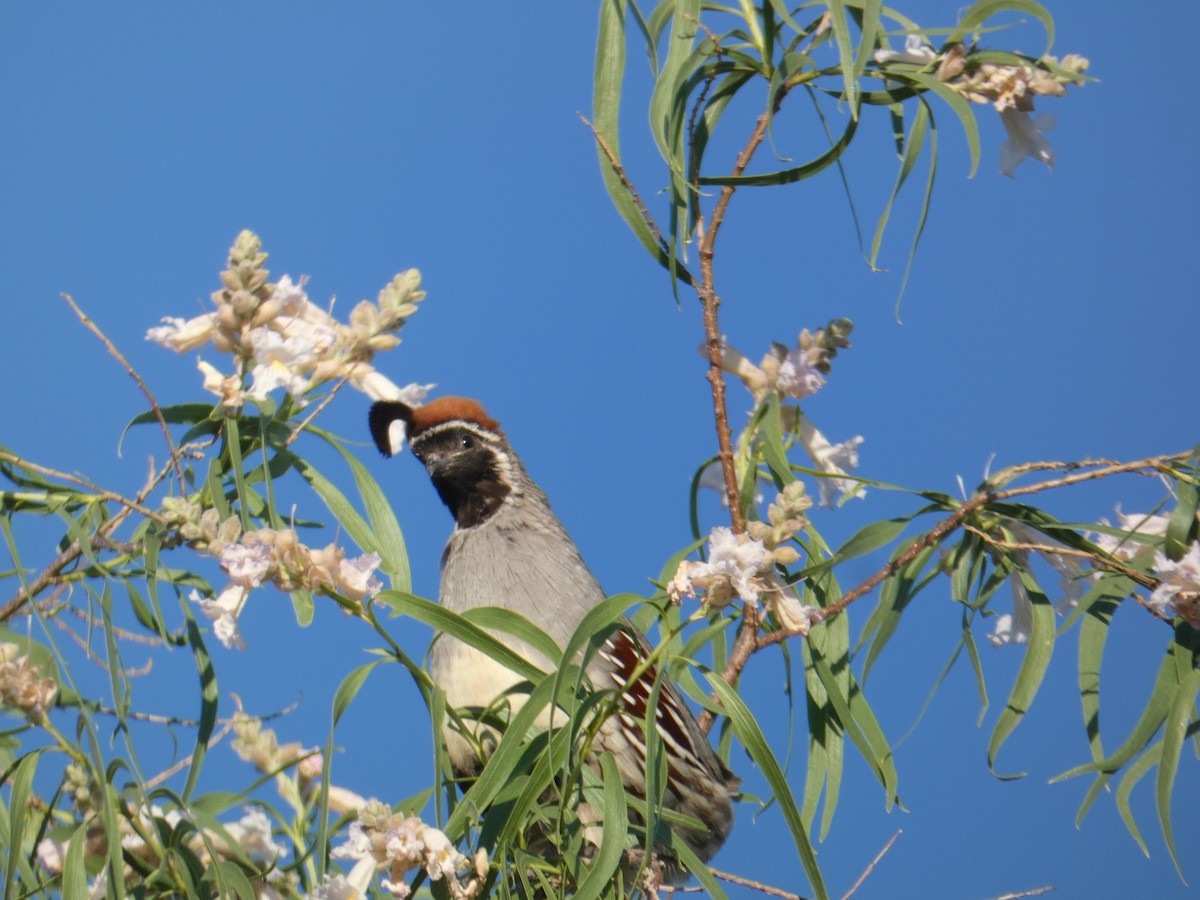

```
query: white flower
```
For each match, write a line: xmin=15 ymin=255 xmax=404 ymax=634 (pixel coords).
xmin=220 ymin=541 xmax=275 ymax=588
xmin=988 ymin=576 xmax=1033 ymax=647
xmin=36 ymin=838 xmax=66 ymax=874
xmin=226 ymin=806 xmax=284 ymax=863
xmin=248 ymin=328 xmax=319 ymax=402
xmin=147 ymin=314 xmax=218 ymax=351
xmin=795 ymin=413 xmax=865 ymax=507
xmin=773 ymin=593 xmax=819 ymax=635
xmin=874 ymin=33 xmax=936 ymax=66
xmin=669 ymin=526 xmax=775 ymax=609
xmin=190 ymin=585 xmax=248 ymax=650
xmin=339 ymin=553 xmax=383 ymax=601
xmin=271 ymin=274 xmax=310 ymax=313
xmin=1149 ymin=544 xmax=1200 ymax=622
xmin=418 ymin=825 xmax=467 ymax=881
xmin=198 ymin=359 xmax=245 ymax=408
xmin=998 ymin=108 xmax=1056 ymax=177
xmin=774 ymin=348 xmax=825 ymax=400
xmin=708 ymin=527 xmax=770 ymax=601
xmin=307 ymin=874 xmax=363 ymax=900
xmin=1092 ymin=508 xmax=1170 ymax=560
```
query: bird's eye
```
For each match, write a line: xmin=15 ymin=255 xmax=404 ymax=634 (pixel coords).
xmin=460 ymin=435 xmax=474 ymax=450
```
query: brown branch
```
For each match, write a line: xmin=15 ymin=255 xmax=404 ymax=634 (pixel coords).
xmin=579 ymin=113 xmax=671 ymax=256
xmin=708 ymin=867 xmax=811 ymax=900
xmin=840 ymin=830 xmax=901 ymax=900
xmin=62 ymin=293 xmax=186 ymax=495
xmin=752 ymin=450 xmax=1192 ymax=654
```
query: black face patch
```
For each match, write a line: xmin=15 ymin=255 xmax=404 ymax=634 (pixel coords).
xmin=410 ymin=426 xmax=511 ymax=528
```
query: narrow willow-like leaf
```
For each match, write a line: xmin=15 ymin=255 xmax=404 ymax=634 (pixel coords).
xmin=444 ymin=674 xmax=568 ymax=836
xmin=835 ymin=516 xmax=911 ymax=564
xmin=315 ymin=431 xmax=412 ymax=592
xmin=826 ymin=0 xmax=860 ymax=117
xmin=461 ymin=607 xmax=563 ymax=668
xmin=594 ymin=0 xmax=695 ymax=285
xmin=1053 ymin=645 xmax=1177 ymax=782
xmin=181 ymin=601 xmax=218 ymax=803
xmin=987 ymin=567 xmax=1055 ymax=778
xmin=573 ymin=753 xmax=630 ymax=900
xmin=951 ymin=0 xmax=1056 ymax=57
xmin=291 ymin=454 xmax=377 ymax=556
xmin=860 ymin=542 xmax=937 ymax=683
xmin=4 ymin=751 xmax=40 ymax=898
xmin=708 ymin=676 xmax=827 ymax=900
xmin=699 ymin=115 xmax=858 ymax=186
xmin=61 ymin=823 xmax=90 ymax=900
xmin=905 ymin=73 xmax=980 ymax=177
xmin=223 ymin=416 xmax=252 ymax=531
xmin=1164 ymin=445 xmax=1200 ymax=559
xmin=1156 ymin=666 xmax=1200 ymax=878
xmin=808 ymin=645 xmax=899 ymax=805
xmin=892 ymin=97 xmax=939 ymax=317
xmin=1114 ymin=737 xmax=1160 ymax=857
xmin=380 ymin=590 xmax=546 ymax=683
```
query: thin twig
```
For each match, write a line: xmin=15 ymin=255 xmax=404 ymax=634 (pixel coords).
xmin=0 ymin=450 xmax=166 ymax=523
xmin=754 ymin=450 xmax=1192 ymax=653
xmin=840 ymin=829 xmax=901 ymax=900
xmin=286 ymin=375 xmax=352 ymax=446
xmin=579 ymin=114 xmax=672 ymax=256
xmin=708 ymin=867 xmax=810 ymax=900
xmin=960 ymin=525 xmax=1155 ymax=588
xmin=62 ymin=293 xmax=186 ymax=495
xmin=986 ymin=888 xmax=1055 ymax=900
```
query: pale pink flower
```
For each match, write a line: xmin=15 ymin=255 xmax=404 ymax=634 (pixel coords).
xmin=190 ymin=585 xmax=248 ymax=650
xmin=339 ymin=553 xmax=383 ymax=601
xmin=999 ymin=108 xmax=1056 ymax=177
xmin=220 ymin=541 xmax=275 ymax=588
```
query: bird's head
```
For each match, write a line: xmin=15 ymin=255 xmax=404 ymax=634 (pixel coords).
xmin=369 ymin=396 xmax=516 ymax=528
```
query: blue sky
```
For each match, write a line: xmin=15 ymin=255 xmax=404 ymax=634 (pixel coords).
xmin=2 ymin=2 xmax=1198 ymax=898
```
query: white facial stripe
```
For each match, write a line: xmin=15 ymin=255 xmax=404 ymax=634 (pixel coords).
xmin=413 ymin=420 xmax=503 ymax=446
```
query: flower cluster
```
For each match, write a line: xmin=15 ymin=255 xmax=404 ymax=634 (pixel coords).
xmin=710 ymin=327 xmax=865 ymax=508
xmin=322 ymin=800 xmax=487 ymax=900
xmin=669 ymin=499 xmax=821 ymax=636
xmin=174 ymin=512 xmax=383 ymax=650
xmin=0 ymin=642 xmax=58 ymax=723
xmin=148 ymin=230 xmax=431 ymax=407
xmin=1092 ymin=510 xmax=1200 ymax=628
xmin=873 ymin=34 xmax=1089 ymax=177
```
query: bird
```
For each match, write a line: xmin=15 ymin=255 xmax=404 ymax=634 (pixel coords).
xmin=368 ymin=395 xmax=737 ymax=880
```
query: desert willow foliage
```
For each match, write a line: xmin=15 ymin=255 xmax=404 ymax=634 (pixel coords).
xmin=0 ymin=3 xmax=1197 ymax=900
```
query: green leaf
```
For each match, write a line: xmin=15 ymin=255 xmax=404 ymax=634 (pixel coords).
xmin=593 ymin=0 xmax=694 ymax=285
xmin=1115 ymin=738 xmax=1159 ymax=857
xmin=699 ymin=114 xmax=858 ymax=186
xmin=1164 ymin=445 xmax=1200 ymax=559
xmin=573 ymin=753 xmax=630 ymax=900
xmin=950 ymin=0 xmax=1056 ymax=58
xmin=180 ymin=599 xmax=219 ymax=803
xmin=987 ymin=567 xmax=1055 ymax=778
xmin=379 ymin=590 xmax=546 ymax=683
xmin=313 ymin=431 xmax=413 ymax=592
xmin=61 ymin=823 xmax=90 ymax=900
xmin=4 ymin=751 xmax=42 ymax=898
xmin=707 ymin=676 xmax=827 ymax=899
xmin=1157 ymin=664 xmax=1200 ymax=878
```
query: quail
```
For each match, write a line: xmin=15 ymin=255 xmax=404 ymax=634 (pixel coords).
xmin=369 ymin=396 xmax=737 ymax=878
